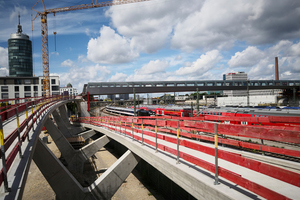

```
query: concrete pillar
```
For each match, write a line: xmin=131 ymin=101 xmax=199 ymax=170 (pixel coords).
xmin=33 ymin=139 xmax=139 ymax=200
xmin=89 ymin=150 xmax=140 ymax=199
xmin=52 ymin=110 xmax=73 ymax=138
xmin=58 ymin=105 xmax=86 ymax=134
xmin=78 ymin=129 xmax=97 ymax=140
xmin=45 ymin=118 xmax=110 ymax=173
xmin=33 ymin=139 xmax=92 ymax=200
xmin=44 ymin=118 xmax=76 ymax=163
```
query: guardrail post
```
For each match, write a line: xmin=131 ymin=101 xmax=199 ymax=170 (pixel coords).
xmin=196 ymin=88 xmax=199 ymax=117
xmin=124 ymin=121 xmax=126 ymax=137
xmin=141 ymin=119 xmax=144 ymax=145
xmin=31 ymin=101 xmax=35 ymax=132
xmin=155 ymin=119 xmax=157 ymax=152
xmin=0 ymin=116 xmax=11 ymax=192
xmin=25 ymin=104 xmax=30 ymax=141
xmin=214 ymin=123 xmax=219 ymax=185
xmin=132 ymin=119 xmax=134 ymax=140
xmin=176 ymin=120 xmax=180 ymax=164
xmin=16 ymin=107 xmax=23 ymax=158
xmin=133 ymin=88 xmax=136 ymax=117
xmin=261 ymin=139 xmax=265 ymax=156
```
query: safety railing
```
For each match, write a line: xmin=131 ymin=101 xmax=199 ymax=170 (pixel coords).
xmin=78 ymin=116 xmax=300 ymax=200
xmin=0 ymin=94 xmax=74 ymax=191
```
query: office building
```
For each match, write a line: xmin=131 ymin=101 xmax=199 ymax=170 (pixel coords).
xmin=0 ymin=76 xmax=60 ymax=100
xmin=60 ymin=83 xmax=79 ymax=96
xmin=8 ymin=14 xmax=33 ymax=77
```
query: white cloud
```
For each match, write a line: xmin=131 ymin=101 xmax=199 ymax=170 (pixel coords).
xmin=171 ymin=0 xmax=300 ymax=51
xmin=87 ymin=26 xmax=139 ymax=64
xmin=0 ymin=47 xmax=8 ymax=76
xmin=109 ymin=72 xmax=128 ymax=82
xmin=228 ymin=46 xmax=264 ymax=68
xmin=175 ymin=50 xmax=222 ymax=76
xmin=107 ymin=0 xmax=204 ymax=53
xmin=229 ymin=40 xmax=300 ymax=80
xmin=0 ymin=47 xmax=8 ymax=68
xmin=61 ymin=59 xmax=74 ymax=67
xmin=52 ymin=64 xmax=111 ymax=92
xmin=9 ymin=6 xmax=28 ymax=22
xmin=137 ymin=60 xmax=169 ymax=75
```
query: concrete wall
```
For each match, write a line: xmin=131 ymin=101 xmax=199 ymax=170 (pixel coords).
xmin=217 ymin=95 xmax=277 ymax=106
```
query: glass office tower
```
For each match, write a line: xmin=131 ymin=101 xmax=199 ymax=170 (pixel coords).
xmin=8 ymin=15 xmax=33 ymax=77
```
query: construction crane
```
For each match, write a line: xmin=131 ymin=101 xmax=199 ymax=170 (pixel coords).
xmin=31 ymin=0 xmax=150 ymax=97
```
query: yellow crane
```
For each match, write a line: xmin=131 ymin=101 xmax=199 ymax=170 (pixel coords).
xmin=31 ymin=0 xmax=149 ymax=97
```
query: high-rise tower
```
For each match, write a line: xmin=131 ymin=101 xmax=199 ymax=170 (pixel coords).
xmin=8 ymin=14 xmax=33 ymax=77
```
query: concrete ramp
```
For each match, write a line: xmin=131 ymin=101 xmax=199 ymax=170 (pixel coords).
xmin=33 ymin=139 xmax=140 ymax=200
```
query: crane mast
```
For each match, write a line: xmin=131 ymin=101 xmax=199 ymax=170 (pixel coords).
xmin=31 ymin=0 xmax=150 ymax=97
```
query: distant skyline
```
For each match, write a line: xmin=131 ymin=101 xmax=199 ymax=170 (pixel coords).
xmin=0 ymin=0 xmax=300 ymax=93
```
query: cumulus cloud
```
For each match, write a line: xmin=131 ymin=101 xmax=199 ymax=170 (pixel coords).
xmin=175 ymin=50 xmax=222 ymax=76
xmin=0 ymin=47 xmax=8 ymax=76
xmin=106 ymin=0 xmax=204 ymax=53
xmin=9 ymin=6 xmax=28 ymax=22
xmin=87 ymin=26 xmax=139 ymax=64
xmin=171 ymin=0 xmax=300 ymax=51
xmin=228 ymin=46 xmax=264 ymax=68
xmin=109 ymin=72 xmax=128 ymax=82
xmin=228 ymin=40 xmax=300 ymax=80
xmin=61 ymin=59 xmax=74 ymax=67
xmin=53 ymin=64 xmax=111 ymax=92
xmin=137 ymin=60 xmax=169 ymax=75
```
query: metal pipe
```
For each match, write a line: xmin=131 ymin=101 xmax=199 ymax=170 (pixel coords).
xmin=196 ymin=88 xmax=199 ymax=117
xmin=214 ymin=123 xmax=219 ymax=185
xmin=133 ymin=88 xmax=136 ymax=117
xmin=275 ymin=57 xmax=279 ymax=80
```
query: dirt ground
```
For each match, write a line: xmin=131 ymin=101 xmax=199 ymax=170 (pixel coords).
xmin=22 ymin=134 xmax=165 ymax=200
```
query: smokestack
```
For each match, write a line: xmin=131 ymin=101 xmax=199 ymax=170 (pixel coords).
xmin=275 ymin=57 xmax=279 ymax=80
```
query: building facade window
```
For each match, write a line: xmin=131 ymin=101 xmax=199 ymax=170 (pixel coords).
xmin=1 ymin=86 xmax=8 ymax=92
xmin=24 ymin=79 xmax=31 ymax=84
xmin=51 ymin=79 xmax=56 ymax=84
xmin=1 ymin=93 xmax=8 ymax=99
xmin=15 ymin=93 xmax=19 ymax=98
xmin=34 ymin=86 xmax=38 ymax=91
xmin=14 ymin=79 xmax=21 ymax=85
xmin=52 ymin=86 xmax=59 ymax=91
xmin=25 ymin=93 xmax=31 ymax=98
xmin=15 ymin=86 xmax=19 ymax=92
xmin=24 ymin=86 xmax=31 ymax=91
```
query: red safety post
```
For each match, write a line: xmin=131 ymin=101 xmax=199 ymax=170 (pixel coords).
xmin=214 ymin=123 xmax=219 ymax=185
xmin=87 ymin=91 xmax=90 ymax=112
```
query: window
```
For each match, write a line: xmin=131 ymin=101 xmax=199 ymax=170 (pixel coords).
xmin=24 ymin=79 xmax=31 ymax=84
xmin=34 ymin=86 xmax=38 ymax=91
xmin=52 ymin=86 xmax=59 ymax=91
xmin=25 ymin=93 xmax=31 ymax=98
xmin=15 ymin=86 xmax=19 ymax=92
xmin=24 ymin=86 xmax=31 ymax=91
xmin=1 ymin=86 xmax=8 ymax=92
xmin=51 ymin=79 xmax=56 ymax=84
xmin=15 ymin=93 xmax=19 ymax=98
xmin=14 ymin=79 xmax=21 ymax=85
xmin=1 ymin=93 xmax=8 ymax=99
xmin=41 ymin=79 xmax=43 ymax=84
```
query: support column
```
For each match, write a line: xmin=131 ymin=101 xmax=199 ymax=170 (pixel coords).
xmin=52 ymin=110 xmax=73 ymax=138
xmin=90 ymin=150 xmax=140 ymax=199
xmin=33 ymin=139 xmax=91 ymax=200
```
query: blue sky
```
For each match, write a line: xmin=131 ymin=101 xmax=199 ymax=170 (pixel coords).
xmin=0 ymin=0 xmax=300 ymax=94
